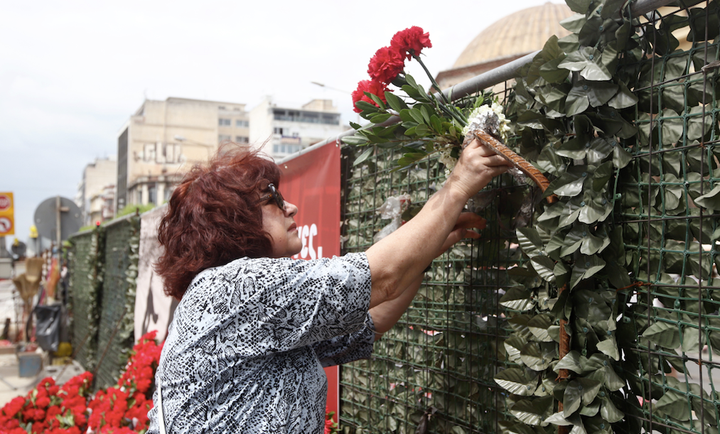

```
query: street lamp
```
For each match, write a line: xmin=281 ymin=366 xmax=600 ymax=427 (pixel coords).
xmin=311 ymin=81 xmax=351 ymax=95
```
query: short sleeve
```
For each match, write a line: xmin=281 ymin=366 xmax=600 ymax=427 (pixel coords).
xmin=312 ymin=312 xmax=377 ymax=367
xmin=175 ymin=252 xmax=372 ymax=356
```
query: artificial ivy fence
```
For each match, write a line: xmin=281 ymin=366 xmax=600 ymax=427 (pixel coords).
xmin=340 ymin=0 xmax=720 ymax=433
xmin=68 ymin=214 xmax=140 ymax=391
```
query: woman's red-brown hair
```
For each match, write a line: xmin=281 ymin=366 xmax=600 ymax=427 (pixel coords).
xmin=156 ymin=146 xmax=281 ymax=299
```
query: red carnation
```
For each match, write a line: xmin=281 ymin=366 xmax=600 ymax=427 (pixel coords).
xmin=390 ymin=26 xmax=432 ymax=60
xmin=367 ymin=46 xmax=405 ymax=84
xmin=352 ymin=80 xmax=390 ymax=113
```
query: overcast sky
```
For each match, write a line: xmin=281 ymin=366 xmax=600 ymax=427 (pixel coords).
xmin=1 ymin=0 xmax=559 ymax=252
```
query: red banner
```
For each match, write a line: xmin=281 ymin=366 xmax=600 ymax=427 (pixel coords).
xmin=279 ymin=141 xmax=341 ymax=419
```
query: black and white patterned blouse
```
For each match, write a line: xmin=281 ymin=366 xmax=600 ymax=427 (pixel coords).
xmin=146 ymin=252 xmax=374 ymax=434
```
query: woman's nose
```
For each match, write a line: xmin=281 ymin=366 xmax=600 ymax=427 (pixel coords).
xmin=285 ymin=201 xmax=298 ymax=217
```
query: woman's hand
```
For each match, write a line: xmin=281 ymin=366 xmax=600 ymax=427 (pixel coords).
xmin=435 ymin=212 xmax=486 ymax=257
xmin=446 ymin=138 xmax=511 ymax=201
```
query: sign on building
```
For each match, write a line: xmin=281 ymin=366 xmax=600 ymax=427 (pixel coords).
xmin=0 ymin=192 xmax=14 ymax=236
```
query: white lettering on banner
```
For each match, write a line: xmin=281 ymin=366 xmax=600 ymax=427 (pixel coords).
xmin=295 ymin=223 xmax=323 ymax=260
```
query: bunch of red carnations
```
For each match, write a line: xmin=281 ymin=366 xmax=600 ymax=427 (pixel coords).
xmin=352 ymin=26 xmax=432 ymax=113
xmin=0 ymin=331 xmax=162 ymax=434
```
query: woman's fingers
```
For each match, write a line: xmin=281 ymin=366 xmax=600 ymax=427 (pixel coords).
xmin=455 ymin=212 xmax=487 ymax=231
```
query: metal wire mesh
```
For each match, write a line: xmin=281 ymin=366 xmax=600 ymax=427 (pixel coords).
xmin=613 ymin=4 xmax=720 ymax=432
xmin=339 ymin=4 xmax=720 ymax=433
xmin=93 ymin=216 xmax=139 ymax=390
xmin=67 ymin=228 xmax=103 ymax=371
xmin=339 ymin=137 xmax=531 ymax=433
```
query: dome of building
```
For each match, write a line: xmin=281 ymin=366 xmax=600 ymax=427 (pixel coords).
xmin=454 ymin=2 xmax=573 ymax=68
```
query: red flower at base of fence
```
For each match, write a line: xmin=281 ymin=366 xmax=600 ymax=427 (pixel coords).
xmin=0 ymin=331 xmax=162 ymax=434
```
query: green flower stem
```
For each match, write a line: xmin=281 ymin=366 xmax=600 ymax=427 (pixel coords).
xmin=413 ymin=54 xmax=450 ymax=105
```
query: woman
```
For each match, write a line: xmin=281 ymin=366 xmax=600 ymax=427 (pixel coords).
xmin=147 ymin=139 xmax=509 ymax=433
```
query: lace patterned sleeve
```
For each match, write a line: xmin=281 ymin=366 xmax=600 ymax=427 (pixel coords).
xmin=173 ymin=252 xmax=372 ymax=356
xmin=312 ymin=312 xmax=377 ymax=367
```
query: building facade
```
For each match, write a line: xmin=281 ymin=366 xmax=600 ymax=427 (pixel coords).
xmin=75 ymin=157 xmax=117 ymax=226
xmin=248 ymin=97 xmax=346 ymax=159
xmin=115 ymin=97 xmax=249 ymax=213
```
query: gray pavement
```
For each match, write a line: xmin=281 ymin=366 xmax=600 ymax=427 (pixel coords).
xmin=0 ymin=353 xmax=86 ymax=407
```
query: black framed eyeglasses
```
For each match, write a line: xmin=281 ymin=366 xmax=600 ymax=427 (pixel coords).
xmin=261 ymin=183 xmax=285 ymax=211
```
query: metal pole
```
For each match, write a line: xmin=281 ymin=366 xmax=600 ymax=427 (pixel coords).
xmin=55 ymin=196 xmax=61 ymax=248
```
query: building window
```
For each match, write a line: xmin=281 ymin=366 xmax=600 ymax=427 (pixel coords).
xmin=218 ymin=135 xmax=232 ymax=143
xmin=273 ymin=127 xmax=284 ymax=135
xmin=148 ymin=184 xmax=157 ymax=205
xmin=273 ymin=144 xmax=301 ymax=154
xmin=235 ymin=136 xmax=249 ymax=144
xmin=236 ymin=119 xmax=249 ymax=128
xmin=218 ymin=118 xmax=231 ymax=126
xmin=218 ymin=105 xmax=226 ymax=110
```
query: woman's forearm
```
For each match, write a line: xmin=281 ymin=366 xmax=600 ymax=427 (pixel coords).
xmin=369 ymin=274 xmax=424 ymax=335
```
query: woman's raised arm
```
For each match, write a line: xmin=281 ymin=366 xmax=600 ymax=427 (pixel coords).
xmin=365 ymin=138 xmax=510 ymax=308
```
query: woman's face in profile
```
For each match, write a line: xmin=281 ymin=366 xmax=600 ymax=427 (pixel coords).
xmin=261 ymin=195 xmax=302 ymax=258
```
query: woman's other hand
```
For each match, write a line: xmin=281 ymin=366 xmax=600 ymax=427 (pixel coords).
xmin=436 ymin=212 xmax=485 ymax=257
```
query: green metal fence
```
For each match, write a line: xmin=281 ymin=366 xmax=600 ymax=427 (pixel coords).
xmin=67 ymin=227 xmax=104 ymax=371
xmin=67 ymin=215 xmax=139 ymax=391
xmin=339 ymin=147 xmax=528 ymax=433
xmin=93 ymin=215 xmax=140 ymax=390
xmin=613 ymin=10 xmax=720 ymax=433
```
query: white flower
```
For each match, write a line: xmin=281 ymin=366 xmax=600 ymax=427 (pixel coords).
xmin=463 ymin=102 xmax=510 ymax=143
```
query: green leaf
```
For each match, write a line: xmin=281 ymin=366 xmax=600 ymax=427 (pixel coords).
xmin=654 ymin=391 xmax=691 ymax=421
xmin=500 ymin=287 xmax=535 ymax=311
xmin=660 ymin=108 xmax=683 ymax=145
xmin=600 ymin=396 xmax=624 ymax=423
xmin=495 ymin=368 xmax=539 ymax=396
xmin=596 ymin=336 xmax=620 ymax=361
xmin=592 ymin=161 xmax=613 ymax=191
xmin=552 ymin=172 xmax=585 ymax=197
xmin=505 ymin=335 xmax=526 ymax=364
xmin=565 ymin=85 xmax=589 ymax=116
xmin=569 ymin=255 xmax=606 ymax=289
xmin=608 ymin=80 xmax=638 ymax=109
xmin=560 ymin=13 xmax=586 ymax=32
xmin=612 ymin=145 xmax=631 ymax=169
xmin=555 ymin=350 xmax=584 ymax=374
xmin=544 ymin=412 xmax=572 ymax=426
xmin=694 ymin=184 xmax=720 ymax=213
xmin=565 ymin=0 xmax=591 ymax=14
xmin=342 ymin=135 xmax=369 ymax=146
xmin=521 ymin=341 xmax=554 ymax=371
xmin=366 ymin=92 xmax=386 ymax=110
xmin=517 ymin=228 xmax=545 ymax=258
xmin=510 ymin=396 xmax=554 ymax=427
xmin=370 ymin=113 xmax=392 ymax=124
xmin=354 ymin=100 xmax=379 ymax=113
xmin=563 ymin=380 xmax=583 ymax=417
xmin=577 ymin=378 xmax=602 ymax=405
xmin=530 ymin=256 xmax=556 ymax=283
xmin=584 ymin=81 xmax=619 ymax=107
xmin=527 ymin=314 xmax=554 ymax=342
xmin=540 ymin=56 xmax=570 ymax=83
xmin=352 ymin=147 xmax=374 ymax=166
xmin=641 ymin=321 xmax=681 ymax=349
xmin=407 ymin=108 xmax=425 ymax=125
xmin=384 ymin=91 xmax=407 ymax=112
